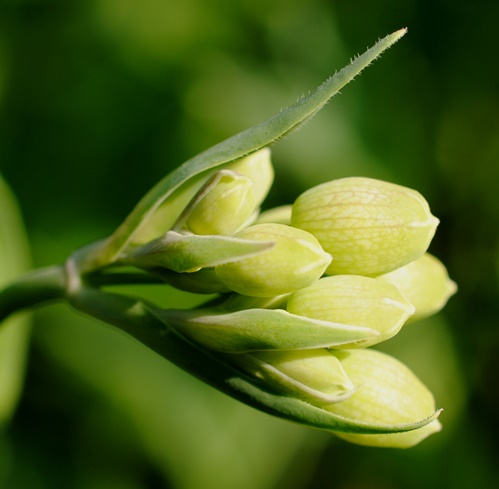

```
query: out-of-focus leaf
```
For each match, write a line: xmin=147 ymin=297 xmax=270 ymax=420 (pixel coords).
xmin=0 ymin=175 xmax=31 ymax=426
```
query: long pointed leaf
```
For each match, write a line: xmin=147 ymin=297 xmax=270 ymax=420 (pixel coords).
xmin=123 ymin=231 xmax=275 ymax=273
xmin=82 ymin=29 xmax=406 ymax=270
xmin=157 ymin=308 xmax=379 ymax=352
xmin=0 ymin=175 xmax=31 ymax=425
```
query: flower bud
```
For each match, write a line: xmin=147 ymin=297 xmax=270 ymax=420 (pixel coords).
xmin=215 ymin=223 xmax=332 ymax=297
xmin=255 ymin=205 xmax=292 ymax=225
xmin=287 ymin=275 xmax=415 ymax=347
xmin=327 ymin=349 xmax=442 ymax=448
xmin=377 ymin=253 xmax=457 ymax=323
xmin=291 ymin=177 xmax=439 ymax=276
xmin=225 ymin=148 xmax=274 ymax=206
xmin=240 ymin=349 xmax=355 ymax=405
xmin=130 ymin=147 xmax=273 ymax=244
xmin=186 ymin=170 xmax=256 ymax=235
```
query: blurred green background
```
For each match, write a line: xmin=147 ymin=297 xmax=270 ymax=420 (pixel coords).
xmin=1 ymin=0 xmax=498 ymax=488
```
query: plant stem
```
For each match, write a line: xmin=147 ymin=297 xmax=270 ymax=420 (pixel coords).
xmin=85 ymin=271 xmax=165 ymax=287
xmin=0 ymin=265 xmax=67 ymax=323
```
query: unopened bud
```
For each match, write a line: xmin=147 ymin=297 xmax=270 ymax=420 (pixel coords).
xmin=287 ymin=275 xmax=415 ymax=347
xmin=240 ymin=349 xmax=355 ymax=405
xmin=255 ymin=205 xmax=292 ymax=225
xmin=378 ymin=253 xmax=457 ymax=323
xmin=215 ymin=223 xmax=332 ymax=297
xmin=225 ymin=148 xmax=274 ymax=206
xmin=131 ymin=148 xmax=273 ymax=244
xmin=327 ymin=349 xmax=442 ymax=448
xmin=291 ymin=177 xmax=439 ymax=276
xmin=186 ymin=170 xmax=256 ymax=235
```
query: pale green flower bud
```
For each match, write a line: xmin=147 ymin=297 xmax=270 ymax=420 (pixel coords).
xmin=287 ymin=275 xmax=415 ymax=347
xmin=215 ymin=223 xmax=332 ymax=297
xmin=130 ymin=148 xmax=273 ymax=244
xmin=225 ymin=148 xmax=274 ymax=206
xmin=291 ymin=177 xmax=439 ymax=276
xmin=326 ymin=349 xmax=442 ymax=448
xmin=255 ymin=205 xmax=292 ymax=225
xmin=377 ymin=253 xmax=457 ymax=323
xmin=185 ymin=170 xmax=256 ymax=235
xmin=239 ymin=349 xmax=355 ymax=405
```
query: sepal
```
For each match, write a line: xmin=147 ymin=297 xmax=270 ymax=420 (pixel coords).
xmin=120 ymin=231 xmax=274 ymax=273
xmin=156 ymin=307 xmax=379 ymax=353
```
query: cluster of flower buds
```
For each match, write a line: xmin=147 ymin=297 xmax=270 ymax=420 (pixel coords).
xmin=119 ymin=148 xmax=456 ymax=448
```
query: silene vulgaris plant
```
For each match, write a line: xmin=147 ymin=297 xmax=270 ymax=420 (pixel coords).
xmin=0 ymin=29 xmax=457 ymax=448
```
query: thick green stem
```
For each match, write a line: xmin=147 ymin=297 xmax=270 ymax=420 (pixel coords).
xmin=0 ymin=266 xmax=67 ymax=323
xmin=0 ymin=262 xmax=169 ymax=324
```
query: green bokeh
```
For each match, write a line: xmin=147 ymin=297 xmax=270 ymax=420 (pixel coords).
xmin=1 ymin=0 xmax=498 ymax=487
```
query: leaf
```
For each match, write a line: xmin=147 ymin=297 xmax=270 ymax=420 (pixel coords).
xmin=0 ymin=175 xmax=31 ymax=426
xmin=157 ymin=307 xmax=379 ymax=352
xmin=81 ymin=29 xmax=407 ymax=271
xmin=123 ymin=231 xmax=275 ymax=273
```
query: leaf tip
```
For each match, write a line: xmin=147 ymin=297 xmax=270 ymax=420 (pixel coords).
xmin=393 ymin=27 xmax=408 ymax=40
